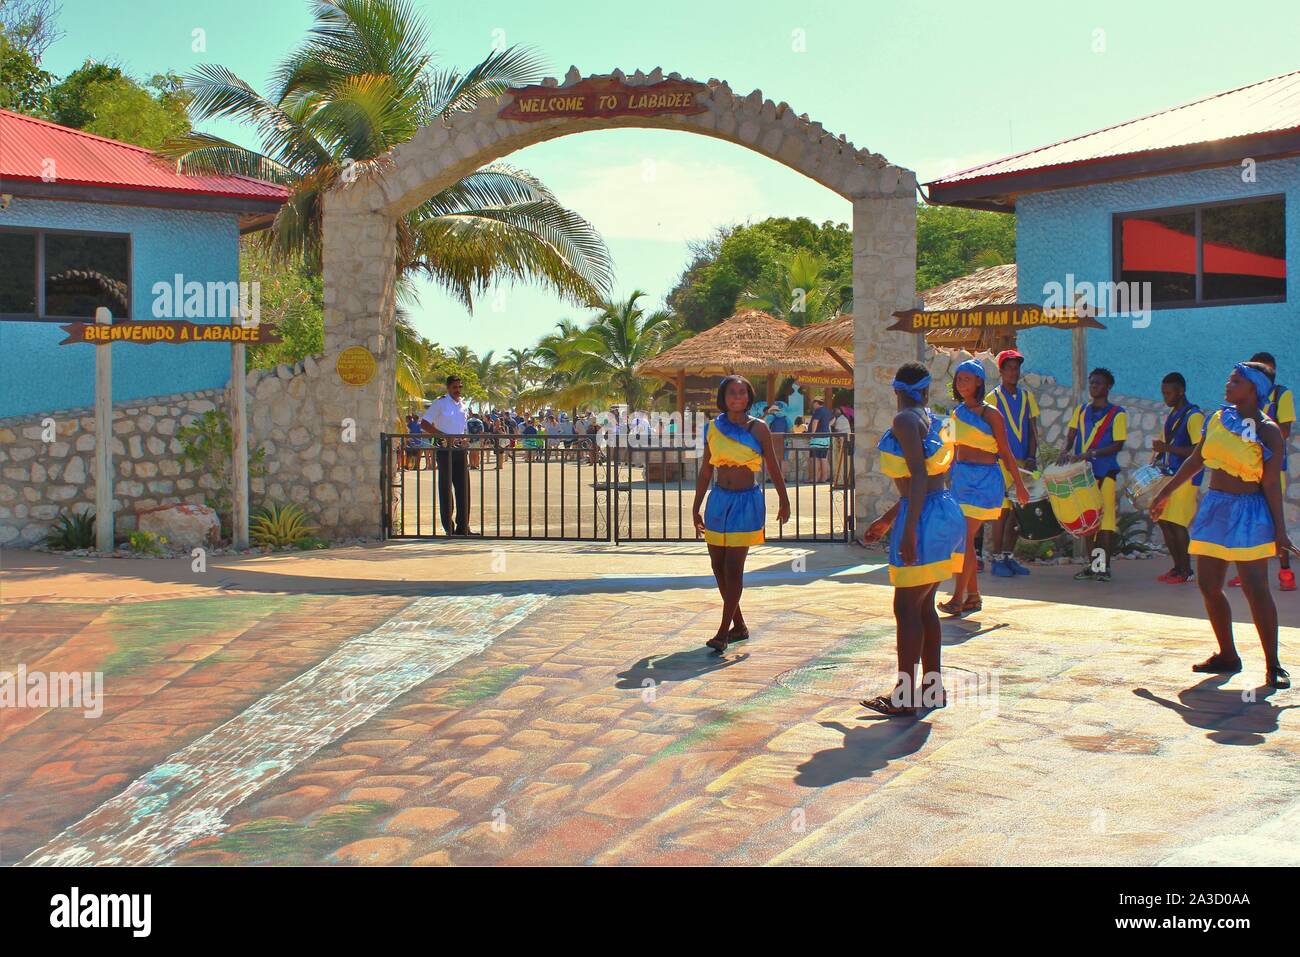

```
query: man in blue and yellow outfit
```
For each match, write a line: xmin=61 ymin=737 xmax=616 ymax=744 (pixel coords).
xmin=1064 ymin=367 xmax=1127 ymax=582
xmin=1152 ymin=372 xmax=1204 ymax=585
xmin=984 ymin=348 xmax=1039 ymax=577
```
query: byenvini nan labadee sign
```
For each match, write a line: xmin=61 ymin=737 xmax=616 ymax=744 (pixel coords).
xmin=499 ymin=77 xmax=707 ymax=121
xmin=887 ymin=304 xmax=1105 ymax=333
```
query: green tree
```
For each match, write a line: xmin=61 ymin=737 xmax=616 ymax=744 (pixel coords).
xmin=567 ymin=291 xmax=678 ymax=410
xmin=159 ymin=0 xmax=612 ymax=309
xmin=666 ymin=217 xmax=852 ymax=332
xmin=42 ymin=63 xmax=192 ymax=148
xmin=740 ymin=247 xmax=843 ymax=327
xmin=0 ymin=28 xmax=50 ymax=112
xmin=915 ymin=204 xmax=1016 ymax=290
xmin=241 ymin=243 xmax=325 ymax=371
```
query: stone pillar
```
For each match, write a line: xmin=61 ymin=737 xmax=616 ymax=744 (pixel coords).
xmin=850 ymin=175 xmax=918 ymax=528
xmin=317 ymin=199 xmax=399 ymax=539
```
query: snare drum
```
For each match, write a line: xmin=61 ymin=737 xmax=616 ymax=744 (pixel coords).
xmin=1011 ymin=469 xmax=1064 ymax=541
xmin=1126 ymin=464 xmax=1172 ymax=510
xmin=1044 ymin=460 xmax=1103 ymax=538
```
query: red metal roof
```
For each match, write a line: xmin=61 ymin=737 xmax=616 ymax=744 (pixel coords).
xmin=926 ymin=69 xmax=1300 ymax=204
xmin=0 ymin=109 xmax=289 ymax=203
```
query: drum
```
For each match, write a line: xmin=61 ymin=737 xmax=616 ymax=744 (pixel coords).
xmin=1043 ymin=460 xmax=1103 ymax=538
xmin=1011 ymin=469 xmax=1063 ymax=541
xmin=1126 ymin=464 xmax=1172 ymax=510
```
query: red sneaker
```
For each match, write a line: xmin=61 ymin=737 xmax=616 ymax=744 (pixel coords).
xmin=1281 ymin=569 xmax=1297 ymax=592
xmin=1166 ymin=571 xmax=1193 ymax=584
xmin=1157 ymin=569 xmax=1178 ymax=583
xmin=1227 ymin=576 xmax=1242 ymax=588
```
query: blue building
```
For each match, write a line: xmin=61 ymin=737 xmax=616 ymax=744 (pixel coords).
xmin=925 ymin=70 xmax=1299 ymax=407
xmin=0 ymin=110 xmax=287 ymax=418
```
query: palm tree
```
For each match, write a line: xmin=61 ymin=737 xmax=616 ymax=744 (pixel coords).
xmin=500 ymin=347 xmax=540 ymax=406
xmin=159 ymin=0 xmax=613 ymax=310
xmin=568 ymin=291 xmax=679 ymax=410
xmin=533 ymin=318 xmax=605 ymax=416
xmin=741 ymin=248 xmax=845 ymax=327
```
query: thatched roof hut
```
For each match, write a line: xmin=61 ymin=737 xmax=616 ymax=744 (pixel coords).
xmin=638 ymin=309 xmax=849 ymax=411
xmin=787 ymin=263 xmax=1020 ymax=354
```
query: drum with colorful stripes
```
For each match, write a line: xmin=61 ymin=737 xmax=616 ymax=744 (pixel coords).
xmin=1044 ymin=460 xmax=1102 ymax=538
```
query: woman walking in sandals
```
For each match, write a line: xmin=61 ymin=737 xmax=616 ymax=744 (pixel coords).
xmin=1150 ymin=361 xmax=1297 ymax=688
xmin=692 ymin=375 xmax=790 ymax=653
xmin=858 ymin=363 xmax=966 ymax=716
xmin=939 ymin=359 xmax=1030 ymax=617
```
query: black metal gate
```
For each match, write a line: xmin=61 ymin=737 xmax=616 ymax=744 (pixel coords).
xmin=381 ymin=432 xmax=853 ymax=543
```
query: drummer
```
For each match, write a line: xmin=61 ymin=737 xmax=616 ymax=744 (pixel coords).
xmin=985 ymin=348 xmax=1039 ymax=577
xmin=1063 ymin=368 xmax=1127 ymax=583
xmin=1150 ymin=361 xmax=1296 ymax=688
xmin=1152 ymin=372 xmax=1204 ymax=585
xmin=939 ymin=359 xmax=1030 ymax=617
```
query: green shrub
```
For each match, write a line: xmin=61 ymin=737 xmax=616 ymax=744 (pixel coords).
xmin=128 ymin=530 xmax=167 ymax=556
xmin=250 ymin=503 xmax=318 ymax=547
xmin=175 ymin=408 xmax=267 ymax=536
xmin=45 ymin=509 xmax=97 ymax=550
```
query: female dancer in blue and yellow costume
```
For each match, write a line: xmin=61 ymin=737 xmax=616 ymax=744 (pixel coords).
xmin=1151 ymin=362 xmax=1298 ymax=688
xmin=939 ymin=359 xmax=1029 ymax=616
xmin=859 ymin=363 xmax=966 ymax=716
xmin=692 ymin=375 xmax=790 ymax=653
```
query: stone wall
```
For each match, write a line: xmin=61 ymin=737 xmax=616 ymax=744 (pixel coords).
xmin=0 ymin=345 xmax=377 ymax=547
xmin=0 ymin=389 xmax=225 ymax=546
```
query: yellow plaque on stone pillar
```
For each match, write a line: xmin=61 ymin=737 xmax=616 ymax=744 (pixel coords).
xmin=336 ymin=346 xmax=376 ymax=386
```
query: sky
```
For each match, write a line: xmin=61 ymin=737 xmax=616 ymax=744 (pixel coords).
xmin=38 ymin=0 xmax=1300 ymax=357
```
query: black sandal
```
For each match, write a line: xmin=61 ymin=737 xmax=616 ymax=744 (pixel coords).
xmin=1267 ymin=665 xmax=1291 ymax=689
xmin=705 ymin=633 xmax=729 ymax=653
xmin=859 ymin=695 xmax=916 ymax=717
xmin=1192 ymin=653 xmax=1243 ymax=674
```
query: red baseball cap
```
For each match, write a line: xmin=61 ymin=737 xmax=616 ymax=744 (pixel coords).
xmin=996 ymin=349 xmax=1025 ymax=369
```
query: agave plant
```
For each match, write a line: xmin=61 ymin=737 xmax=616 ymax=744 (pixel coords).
xmin=250 ymin=504 xmax=319 ymax=547
xmin=158 ymin=0 xmax=612 ymax=309
xmin=45 ymin=509 xmax=96 ymax=550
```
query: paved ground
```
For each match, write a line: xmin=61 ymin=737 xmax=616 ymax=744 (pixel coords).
xmin=1 ymin=541 xmax=1297 ymax=866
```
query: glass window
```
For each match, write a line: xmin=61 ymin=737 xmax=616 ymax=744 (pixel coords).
xmin=43 ymin=232 xmax=131 ymax=319
xmin=0 ymin=231 xmax=38 ymax=315
xmin=1202 ymin=200 xmax=1286 ymax=301
xmin=1118 ymin=211 xmax=1196 ymax=305
xmin=1116 ymin=197 xmax=1286 ymax=307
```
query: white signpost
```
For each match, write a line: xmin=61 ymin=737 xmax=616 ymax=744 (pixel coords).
xmin=94 ymin=307 xmax=114 ymax=552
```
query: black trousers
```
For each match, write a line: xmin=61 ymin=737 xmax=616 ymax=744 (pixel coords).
xmin=435 ymin=447 xmax=470 ymax=535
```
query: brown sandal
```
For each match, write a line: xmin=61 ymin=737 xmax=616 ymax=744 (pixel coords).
xmin=860 ymin=695 xmax=916 ymax=717
xmin=937 ymin=596 xmax=966 ymax=616
xmin=706 ymin=633 xmax=729 ymax=653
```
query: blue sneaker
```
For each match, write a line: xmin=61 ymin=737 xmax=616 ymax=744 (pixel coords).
xmin=1007 ymin=557 xmax=1031 ymax=576
xmin=991 ymin=558 xmax=1016 ymax=577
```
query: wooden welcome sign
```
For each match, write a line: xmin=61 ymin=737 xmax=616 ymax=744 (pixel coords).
xmin=499 ymin=76 xmax=707 ymax=121
xmin=59 ymin=320 xmax=282 ymax=345
xmin=887 ymin=304 xmax=1105 ymax=334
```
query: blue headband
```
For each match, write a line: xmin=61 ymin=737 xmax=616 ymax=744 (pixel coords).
xmin=955 ymin=359 xmax=986 ymax=382
xmin=1234 ymin=362 xmax=1272 ymax=403
xmin=892 ymin=374 xmax=930 ymax=402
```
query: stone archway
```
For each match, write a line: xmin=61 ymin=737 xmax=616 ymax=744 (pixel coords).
xmin=319 ymin=68 xmax=917 ymax=538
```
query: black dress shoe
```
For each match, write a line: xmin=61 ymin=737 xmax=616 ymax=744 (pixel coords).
xmin=1267 ymin=665 xmax=1291 ymax=689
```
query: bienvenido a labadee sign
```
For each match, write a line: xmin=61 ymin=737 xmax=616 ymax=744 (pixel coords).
xmin=59 ymin=320 xmax=282 ymax=345
xmin=499 ymin=76 xmax=707 ymax=121
xmin=886 ymin=304 xmax=1106 ymax=333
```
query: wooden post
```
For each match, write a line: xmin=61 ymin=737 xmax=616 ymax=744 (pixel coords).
xmin=766 ymin=375 xmax=776 ymax=405
xmin=1071 ymin=326 xmax=1088 ymax=406
xmin=676 ymin=371 xmax=685 ymax=418
xmin=230 ymin=334 xmax=249 ymax=549
xmin=94 ymin=307 xmax=114 ymax=552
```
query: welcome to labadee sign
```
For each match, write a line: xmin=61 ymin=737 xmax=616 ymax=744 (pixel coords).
xmin=499 ymin=76 xmax=707 ymax=121
xmin=887 ymin=304 xmax=1106 ymax=333
xmin=59 ymin=320 xmax=281 ymax=345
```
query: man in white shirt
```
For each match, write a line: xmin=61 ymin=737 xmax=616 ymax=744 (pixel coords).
xmin=419 ymin=375 xmax=475 ymax=536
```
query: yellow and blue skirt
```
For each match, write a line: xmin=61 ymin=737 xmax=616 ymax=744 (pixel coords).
xmin=703 ymin=484 xmax=765 ymax=547
xmin=889 ymin=490 xmax=966 ymax=587
xmin=1188 ymin=489 xmax=1276 ymax=562
xmin=1159 ymin=479 xmax=1200 ymax=529
xmin=952 ymin=460 xmax=1005 ymax=521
